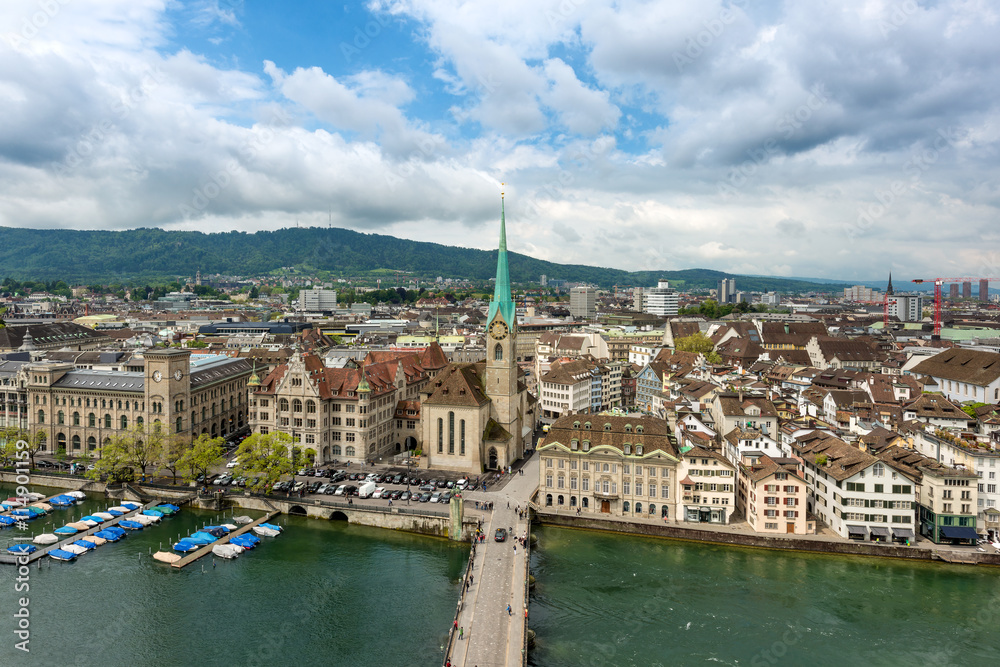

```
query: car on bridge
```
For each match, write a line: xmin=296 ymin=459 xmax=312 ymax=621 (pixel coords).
xmin=494 ymin=528 xmax=507 ymax=542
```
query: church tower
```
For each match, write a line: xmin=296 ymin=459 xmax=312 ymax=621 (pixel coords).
xmin=485 ymin=189 xmax=520 ymax=430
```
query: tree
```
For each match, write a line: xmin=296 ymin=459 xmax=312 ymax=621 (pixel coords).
xmin=178 ymin=434 xmax=226 ymax=483
xmin=675 ymin=332 xmax=722 ymax=364
xmin=92 ymin=424 xmax=166 ymax=481
xmin=86 ymin=438 xmax=133 ymax=484
xmin=233 ymin=432 xmax=294 ymax=493
xmin=159 ymin=436 xmax=188 ymax=485
xmin=2 ymin=428 xmax=46 ymax=470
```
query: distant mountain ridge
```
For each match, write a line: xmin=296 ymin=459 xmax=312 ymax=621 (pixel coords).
xmin=0 ymin=226 xmax=851 ymax=292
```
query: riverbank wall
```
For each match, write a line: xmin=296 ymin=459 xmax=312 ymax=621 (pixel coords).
xmin=535 ymin=510 xmax=1000 ymax=567
xmin=1 ymin=471 xmax=475 ymax=542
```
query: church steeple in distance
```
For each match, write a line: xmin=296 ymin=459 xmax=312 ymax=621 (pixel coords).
xmin=487 ymin=186 xmax=516 ymax=327
xmin=886 ymin=272 xmax=894 ymax=296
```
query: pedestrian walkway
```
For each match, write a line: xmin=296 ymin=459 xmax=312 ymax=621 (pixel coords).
xmin=447 ymin=454 xmax=538 ymax=667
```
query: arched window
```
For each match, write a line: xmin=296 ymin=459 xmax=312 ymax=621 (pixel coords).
xmin=437 ymin=417 xmax=444 ymax=453
xmin=176 ymin=417 xmax=183 ymax=433
xmin=104 ymin=414 xmax=111 ymax=428
xmin=332 ymin=445 xmax=342 ymax=456
xmin=625 ymin=424 xmax=632 ymax=432
xmin=636 ymin=425 xmax=644 ymax=433
xmin=57 ymin=411 xmax=65 ymax=425
xmin=460 ymin=420 xmax=466 ymax=456
xmin=345 ymin=446 xmax=356 ymax=457
xmin=636 ymin=445 xmax=643 ymax=455
xmin=448 ymin=411 xmax=455 ymax=454
xmin=649 ymin=504 xmax=656 ymax=515
xmin=494 ymin=343 xmax=503 ymax=361
xmin=292 ymin=399 xmax=302 ymax=412
xmin=557 ymin=495 xmax=564 ymax=505
xmin=137 ymin=416 xmax=143 ymax=427
xmin=573 ymin=421 xmax=580 ymax=429
xmin=88 ymin=413 xmax=96 ymax=427
xmin=87 ymin=436 xmax=96 ymax=451
xmin=202 ymin=407 xmax=207 ymax=422
xmin=121 ymin=415 xmax=128 ymax=429
xmin=584 ymin=422 xmax=591 ymax=430
xmin=71 ymin=435 xmax=81 ymax=450
xmin=545 ymin=494 xmax=553 ymax=506
xmin=570 ymin=496 xmax=577 ymax=507
xmin=306 ymin=400 xmax=316 ymax=413
xmin=279 ymin=398 xmax=289 ymax=412
xmin=873 ymin=463 xmax=885 ymax=477
xmin=623 ymin=501 xmax=630 ymax=513
xmin=37 ymin=409 xmax=45 ymax=424
xmin=635 ymin=502 xmax=642 ymax=514
xmin=582 ymin=497 xmax=589 ymax=508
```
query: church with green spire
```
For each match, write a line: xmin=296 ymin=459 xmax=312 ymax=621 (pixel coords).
xmin=419 ymin=192 xmax=537 ymax=472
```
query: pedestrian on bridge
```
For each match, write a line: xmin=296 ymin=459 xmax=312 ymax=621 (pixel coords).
xmin=459 ymin=626 xmax=464 ymax=640
xmin=507 ymin=604 xmax=512 ymax=616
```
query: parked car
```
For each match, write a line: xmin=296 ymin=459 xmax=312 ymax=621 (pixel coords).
xmin=334 ymin=485 xmax=347 ymax=496
xmin=430 ymin=492 xmax=442 ymax=503
xmin=307 ymin=481 xmax=321 ymax=494
xmin=446 ymin=480 xmax=455 ymax=489
xmin=226 ymin=458 xmax=240 ymax=469
xmin=399 ymin=491 xmax=411 ymax=501
xmin=392 ymin=474 xmax=404 ymax=485
xmin=324 ymin=485 xmax=338 ymax=495
xmin=373 ymin=487 xmax=387 ymax=499
xmin=418 ymin=483 xmax=435 ymax=493
xmin=291 ymin=481 xmax=306 ymax=493
xmin=436 ymin=479 xmax=449 ymax=489
xmin=390 ymin=489 xmax=403 ymax=500
xmin=419 ymin=492 xmax=432 ymax=502
xmin=495 ymin=528 xmax=507 ymax=542
xmin=440 ymin=491 xmax=452 ymax=503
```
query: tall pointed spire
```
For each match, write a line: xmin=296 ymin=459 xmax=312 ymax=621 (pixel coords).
xmin=487 ymin=186 xmax=516 ymax=326
xmin=886 ymin=272 xmax=894 ymax=296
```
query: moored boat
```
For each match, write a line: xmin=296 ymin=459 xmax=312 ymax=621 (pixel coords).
xmin=153 ymin=551 xmax=181 ymax=563
xmin=33 ymin=533 xmax=59 ymax=545
xmin=48 ymin=548 xmax=77 ymax=561
xmin=252 ymin=526 xmax=280 ymax=538
xmin=212 ymin=544 xmax=242 ymax=559
xmin=6 ymin=543 xmax=36 ymax=555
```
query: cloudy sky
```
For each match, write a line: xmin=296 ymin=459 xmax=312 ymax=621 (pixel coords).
xmin=1 ymin=0 xmax=998 ymax=281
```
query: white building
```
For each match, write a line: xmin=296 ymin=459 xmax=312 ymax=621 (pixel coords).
xmin=300 ymin=287 xmax=338 ymax=311
xmin=643 ymin=280 xmax=679 ymax=317
xmin=569 ymin=286 xmax=597 ymax=320
xmin=886 ymin=294 xmax=923 ymax=322
xmin=793 ymin=432 xmax=917 ymax=542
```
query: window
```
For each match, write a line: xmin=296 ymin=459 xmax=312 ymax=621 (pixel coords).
xmin=306 ymin=400 xmax=316 ymax=413
xmin=448 ymin=411 xmax=455 ymax=455
xmin=345 ymin=446 xmax=355 ymax=457
xmin=582 ymin=478 xmax=589 ymax=491
xmin=437 ymin=418 xmax=443 ymax=453
xmin=635 ymin=502 xmax=642 ymax=514
xmin=292 ymin=399 xmax=302 ymax=412
xmin=332 ymin=445 xmax=342 ymax=456
xmin=88 ymin=413 xmax=95 ymax=427
xmin=623 ymin=501 xmax=630 ymax=512
xmin=104 ymin=414 xmax=111 ymax=428
xmin=636 ymin=445 xmax=643 ymax=455
xmin=891 ymin=484 xmax=911 ymax=495
xmin=176 ymin=417 xmax=183 ymax=433
xmin=873 ymin=463 xmax=884 ymax=477
xmin=87 ymin=436 xmax=96 ymax=451
xmin=71 ymin=435 xmax=80 ymax=450
xmin=557 ymin=476 xmax=565 ymax=489
xmin=494 ymin=343 xmax=503 ymax=361
xmin=279 ymin=398 xmax=289 ymax=411
xmin=121 ymin=415 xmax=128 ymax=429
xmin=37 ymin=409 xmax=45 ymax=424
xmin=58 ymin=410 xmax=65 ymax=425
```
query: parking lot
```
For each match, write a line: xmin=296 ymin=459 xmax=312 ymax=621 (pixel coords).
xmin=203 ymin=463 xmax=497 ymax=508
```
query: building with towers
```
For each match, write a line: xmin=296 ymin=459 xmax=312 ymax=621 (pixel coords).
xmin=718 ymin=278 xmax=736 ymax=304
xmin=420 ymin=191 xmax=537 ymax=472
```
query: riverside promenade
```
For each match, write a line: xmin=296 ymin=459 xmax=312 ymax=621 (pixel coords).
xmin=447 ymin=454 xmax=539 ymax=667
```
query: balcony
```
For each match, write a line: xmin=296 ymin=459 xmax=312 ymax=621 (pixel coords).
xmin=593 ymin=488 xmax=619 ymax=499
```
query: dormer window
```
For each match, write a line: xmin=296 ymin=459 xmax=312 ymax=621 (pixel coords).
xmin=573 ymin=421 xmax=580 ymax=429
xmin=636 ymin=425 xmax=644 ymax=434
xmin=604 ymin=423 xmax=612 ymax=431
xmin=571 ymin=439 xmax=578 ymax=450
xmin=582 ymin=440 xmax=590 ymax=452
xmin=624 ymin=444 xmax=631 ymax=455
xmin=636 ymin=445 xmax=643 ymax=455
xmin=624 ymin=424 xmax=632 ymax=433
xmin=584 ymin=422 xmax=591 ymax=430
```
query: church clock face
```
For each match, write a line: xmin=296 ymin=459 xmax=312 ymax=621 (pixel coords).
xmin=489 ymin=320 xmax=509 ymax=340
xmin=152 ymin=371 xmax=162 ymax=382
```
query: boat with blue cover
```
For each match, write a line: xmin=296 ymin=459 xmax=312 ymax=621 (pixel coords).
xmin=120 ymin=502 xmax=141 ymax=510
xmin=259 ymin=522 xmax=282 ymax=532
xmin=229 ymin=534 xmax=258 ymax=549
xmin=119 ymin=520 xmax=143 ymax=530
xmin=94 ymin=529 xmax=122 ymax=542
xmin=54 ymin=525 xmax=79 ymax=536
xmin=172 ymin=540 xmax=200 ymax=553
xmin=49 ymin=548 xmax=77 ymax=561
xmin=0 ymin=515 xmax=17 ymax=526
xmin=7 ymin=543 xmax=37 ymax=554
xmin=186 ymin=531 xmax=216 ymax=545
xmin=74 ymin=539 xmax=97 ymax=550
xmin=142 ymin=509 xmax=164 ymax=518
xmin=154 ymin=504 xmax=180 ymax=515
xmin=106 ymin=509 xmax=123 ymax=517
xmin=49 ymin=495 xmax=76 ymax=507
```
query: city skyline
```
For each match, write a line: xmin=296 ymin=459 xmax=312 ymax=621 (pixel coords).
xmin=1 ymin=0 xmax=998 ymax=281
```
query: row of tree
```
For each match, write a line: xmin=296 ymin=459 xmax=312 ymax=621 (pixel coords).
xmin=1 ymin=426 xmax=313 ymax=494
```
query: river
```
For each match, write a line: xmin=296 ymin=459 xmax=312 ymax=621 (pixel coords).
xmin=0 ymin=485 xmax=466 ymax=666
xmin=528 ymin=525 xmax=1000 ymax=666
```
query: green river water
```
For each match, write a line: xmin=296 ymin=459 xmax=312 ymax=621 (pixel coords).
xmin=527 ymin=525 xmax=1000 ymax=666
xmin=0 ymin=485 xmax=466 ymax=666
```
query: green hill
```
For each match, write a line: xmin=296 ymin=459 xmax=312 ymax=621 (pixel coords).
xmin=0 ymin=226 xmax=847 ymax=292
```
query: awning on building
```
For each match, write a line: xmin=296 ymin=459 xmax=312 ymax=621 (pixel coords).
xmin=939 ymin=525 xmax=978 ymax=541
xmin=869 ymin=526 xmax=890 ymax=537
xmin=847 ymin=524 xmax=867 ymax=537
xmin=891 ymin=527 xmax=914 ymax=538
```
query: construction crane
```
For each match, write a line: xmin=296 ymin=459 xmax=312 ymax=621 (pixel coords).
xmin=911 ymin=277 xmax=998 ymax=336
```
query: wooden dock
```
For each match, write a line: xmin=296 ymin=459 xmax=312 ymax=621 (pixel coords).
xmin=171 ymin=510 xmax=281 ymax=569
xmin=1 ymin=499 xmax=163 ymax=565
